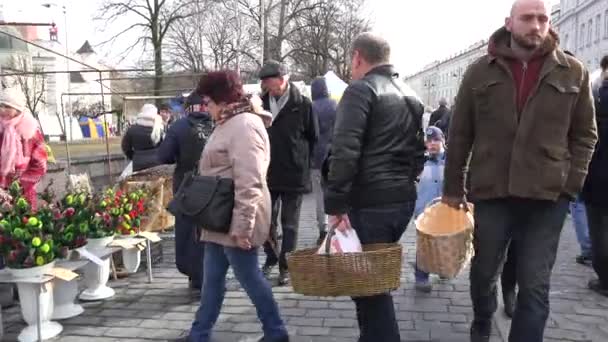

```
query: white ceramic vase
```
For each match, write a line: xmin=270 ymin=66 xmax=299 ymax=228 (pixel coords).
xmin=15 ymin=282 xmax=63 ymax=342
xmin=79 ymin=256 xmax=115 ymax=301
xmin=7 ymin=261 xmax=55 ymax=279
xmin=86 ymin=235 xmax=115 ymax=249
xmin=121 ymin=248 xmax=141 ymax=273
xmin=51 ymin=277 xmax=84 ymax=320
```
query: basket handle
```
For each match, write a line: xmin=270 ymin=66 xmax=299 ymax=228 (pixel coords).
xmin=430 ymin=197 xmax=473 ymax=212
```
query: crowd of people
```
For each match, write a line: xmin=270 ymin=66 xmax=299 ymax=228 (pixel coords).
xmin=1 ymin=0 xmax=607 ymax=341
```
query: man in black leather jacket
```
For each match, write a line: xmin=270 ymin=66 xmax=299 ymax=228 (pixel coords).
xmin=324 ymin=32 xmax=425 ymax=342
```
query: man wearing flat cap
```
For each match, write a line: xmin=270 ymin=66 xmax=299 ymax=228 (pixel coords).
xmin=259 ymin=60 xmax=318 ymax=286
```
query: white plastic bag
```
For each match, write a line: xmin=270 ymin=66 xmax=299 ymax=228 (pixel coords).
xmin=317 ymin=228 xmax=363 ymax=255
xmin=119 ymin=161 xmax=133 ymax=181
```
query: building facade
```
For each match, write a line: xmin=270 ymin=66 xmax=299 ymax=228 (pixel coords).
xmin=404 ymin=40 xmax=487 ymax=108
xmin=554 ymin=0 xmax=608 ymax=71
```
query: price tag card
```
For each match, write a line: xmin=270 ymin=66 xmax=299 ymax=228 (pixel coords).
xmin=77 ymin=248 xmax=104 ymax=266
xmin=49 ymin=267 xmax=79 ymax=281
xmin=138 ymin=231 xmax=161 ymax=242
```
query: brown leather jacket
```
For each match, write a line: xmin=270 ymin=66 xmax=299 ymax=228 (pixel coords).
xmin=444 ymin=27 xmax=597 ymax=201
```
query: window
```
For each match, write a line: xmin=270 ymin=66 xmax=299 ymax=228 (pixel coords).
xmin=588 ymin=19 xmax=593 ymax=46
xmin=580 ymin=23 xmax=586 ymax=48
xmin=597 ymin=15 xmax=601 ymax=42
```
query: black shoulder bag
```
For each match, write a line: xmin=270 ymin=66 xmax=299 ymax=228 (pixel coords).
xmin=167 ymin=171 xmax=235 ymax=233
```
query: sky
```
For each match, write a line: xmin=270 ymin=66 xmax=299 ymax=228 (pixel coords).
xmin=4 ymin=0 xmax=560 ymax=76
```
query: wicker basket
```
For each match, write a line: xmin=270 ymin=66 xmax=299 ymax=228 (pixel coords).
xmin=415 ymin=200 xmax=474 ymax=279
xmin=287 ymin=242 xmax=403 ymax=297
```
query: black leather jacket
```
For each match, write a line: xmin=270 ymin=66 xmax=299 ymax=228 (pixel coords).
xmin=324 ymin=65 xmax=425 ymax=214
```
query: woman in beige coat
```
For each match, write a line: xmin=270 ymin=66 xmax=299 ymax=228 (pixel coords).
xmin=183 ymin=71 xmax=289 ymax=342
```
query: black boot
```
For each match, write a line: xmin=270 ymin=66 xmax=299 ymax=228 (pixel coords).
xmin=588 ymin=279 xmax=608 ymax=297
xmin=503 ymin=289 xmax=516 ymax=319
xmin=470 ymin=320 xmax=491 ymax=342
xmin=316 ymin=230 xmax=327 ymax=245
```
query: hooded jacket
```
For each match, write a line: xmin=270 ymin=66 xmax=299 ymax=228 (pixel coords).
xmin=311 ymin=77 xmax=337 ymax=169
xmin=444 ymin=27 xmax=597 ymax=202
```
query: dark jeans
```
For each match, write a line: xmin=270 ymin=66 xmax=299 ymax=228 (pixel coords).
xmin=501 ymin=242 xmax=517 ymax=296
xmin=174 ymin=215 xmax=204 ymax=287
xmin=471 ymin=196 xmax=569 ymax=342
xmin=188 ymin=242 xmax=288 ymax=342
xmin=586 ymin=205 xmax=608 ymax=287
xmin=263 ymin=191 xmax=303 ymax=272
xmin=348 ymin=201 xmax=415 ymax=342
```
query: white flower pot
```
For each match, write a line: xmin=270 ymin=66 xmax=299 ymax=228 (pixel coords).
xmin=121 ymin=248 xmax=141 ymax=273
xmin=16 ymin=282 xmax=63 ymax=342
xmin=87 ymin=235 xmax=115 ymax=249
xmin=79 ymin=256 xmax=115 ymax=301
xmin=8 ymin=261 xmax=55 ymax=279
xmin=51 ymin=278 xmax=84 ymax=320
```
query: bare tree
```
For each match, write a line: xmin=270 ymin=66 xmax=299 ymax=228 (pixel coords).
xmin=288 ymin=0 xmax=370 ymax=80
xmin=8 ymin=57 xmax=47 ymax=135
xmin=96 ymin=0 xmax=202 ymax=97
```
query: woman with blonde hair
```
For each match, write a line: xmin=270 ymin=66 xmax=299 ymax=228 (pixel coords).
xmin=121 ymin=103 xmax=164 ymax=171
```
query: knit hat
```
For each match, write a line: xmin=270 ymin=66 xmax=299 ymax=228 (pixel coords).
xmin=0 ymin=87 xmax=26 ymax=113
xmin=426 ymin=126 xmax=445 ymax=141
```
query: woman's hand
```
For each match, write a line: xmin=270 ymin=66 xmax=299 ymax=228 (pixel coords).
xmin=328 ymin=214 xmax=352 ymax=233
xmin=233 ymin=235 xmax=252 ymax=250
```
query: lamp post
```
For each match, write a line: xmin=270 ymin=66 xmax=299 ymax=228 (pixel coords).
xmin=42 ymin=2 xmax=72 ymax=141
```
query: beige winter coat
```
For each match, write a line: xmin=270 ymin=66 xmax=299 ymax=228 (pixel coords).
xmin=198 ymin=111 xmax=272 ymax=248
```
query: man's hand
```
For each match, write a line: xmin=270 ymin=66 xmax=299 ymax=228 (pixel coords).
xmin=441 ymin=195 xmax=468 ymax=210
xmin=234 ymin=236 xmax=252 ymax=250
xmin=329 ymin=214 xmax=352 ymax=233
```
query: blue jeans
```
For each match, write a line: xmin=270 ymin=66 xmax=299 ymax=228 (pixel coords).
xmin=570 ymin=197 xmax=592 ymax=257
xmin=470 ymin=196 xmax=569 ymax=342
xmin=174 ymin=215 xmax=204 ymax=287
xmin=188 ymin=242 xmax=288 ymax=342
xmin=348 ymin=201 xmax=415 ymax=342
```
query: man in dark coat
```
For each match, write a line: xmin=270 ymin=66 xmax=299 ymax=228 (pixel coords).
xmin=429 ymin=97 xmax=450 ymax=128
xmin=310 ymin=76 xmax=337 ymax=244
xmin=259 ymin=60 xmax=318 ymax=286
xmin=324 ymin=33 xmax=425 ymax=342
xmin=158 ymin=93 xmax=214 ymax=290
xmin=582 ymin=55 xmax=608 ymax=297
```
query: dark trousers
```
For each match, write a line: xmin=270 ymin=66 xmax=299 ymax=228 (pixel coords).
xmin=263 ymin=191 xmax=303 ymax=272
xmin=586 ymin=205 xmax=608 ymax=287
xmin=348 ymin=201 xmax=415 ymax=342
xmin=470 ymin=196 xmax=569 ymax=342
xmin=501 ymin=242 xmax=517 ymax=296
xmin=175 ymin=215 xmax=204 ymax=288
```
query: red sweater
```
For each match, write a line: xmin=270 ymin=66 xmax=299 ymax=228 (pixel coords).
xmin=508 ymin=57 xmax=544 ymax=114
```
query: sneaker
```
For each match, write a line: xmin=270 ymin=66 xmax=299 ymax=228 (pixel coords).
xmin=257 ymin=335 xmax=290 ymax=342
xmin=415 ymin=279 xmax=432 ymax=293
xmin=503 ymin=290 xmax=516 ymax=319
xmin=576 ymin=255 xmax=592 ymax=267
xmin=316 ymin=231 xmax=327 ymax=246
xmin=588 ymin=279 xmax=608 ymax=297
xmin=262 ymin=263 xmax=275 ymax=278
xmin=470 ymin=320 xmax=491 ymax=342
xmin=277 ymin=271 xmax=290 ymax=286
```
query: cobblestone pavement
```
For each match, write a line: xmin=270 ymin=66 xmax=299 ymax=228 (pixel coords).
xmin=2 ymin=195 xmax=607 ymax=341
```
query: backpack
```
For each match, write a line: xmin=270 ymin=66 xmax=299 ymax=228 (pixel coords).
xmin=177 ymin=116 xmax=214 ymax=172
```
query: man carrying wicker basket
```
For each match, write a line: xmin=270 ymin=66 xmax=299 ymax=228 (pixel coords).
xmin=323 ymin=33 xmax=425 ymax=342
xmin=443 ymin=1 xmax=597 ymax=341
